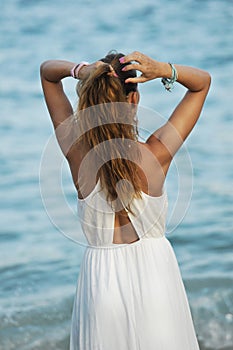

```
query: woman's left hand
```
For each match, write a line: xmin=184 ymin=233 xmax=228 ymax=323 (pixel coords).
xmin=120 ymin=51 xmax=171 ymax=84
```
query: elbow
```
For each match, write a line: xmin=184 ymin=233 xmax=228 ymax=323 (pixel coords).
xmin=40 ymin=61 xmax=47 ymax=78
xmin=40 ymin=60 xmax=52 ymax=78
xmin=197 ymin=70 xmax=211 ymax=93
xmin=204 ymin=71 xmax=211 ymax=90
xmin=206 ymin=71 xmax=211 ymax=84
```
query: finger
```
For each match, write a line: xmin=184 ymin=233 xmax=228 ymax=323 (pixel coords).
xmin=120 ymin=51 xmax=144 ymax=64
xmin=122 ymin=63 xmax=143 ymax=72
xmin=125 ymin=76 xmax=147 ymax=84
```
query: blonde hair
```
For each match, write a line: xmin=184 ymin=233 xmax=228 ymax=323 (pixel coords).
xmin=75 ymin=53 xmax=142 ymax=213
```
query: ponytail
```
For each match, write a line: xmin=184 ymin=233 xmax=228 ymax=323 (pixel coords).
xmin=75 ymin=56 xmax=142 ymax=214
xmin=77 ymin=63 xmax=127 ymax=106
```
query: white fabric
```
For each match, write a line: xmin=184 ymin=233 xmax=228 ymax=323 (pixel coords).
xmin=70 ymin=180 xmax=200 ymax=349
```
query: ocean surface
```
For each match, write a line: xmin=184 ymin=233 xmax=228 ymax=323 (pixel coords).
xmin=0 ymin=0 xmax=233 ymax=349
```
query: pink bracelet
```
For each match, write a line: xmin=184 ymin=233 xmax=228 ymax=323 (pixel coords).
xmin=70 ymin=61 xmax=89 ymax=79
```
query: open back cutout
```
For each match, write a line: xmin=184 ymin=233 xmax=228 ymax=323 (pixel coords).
xmin=113 ymin=210 xmax=140 ymax=244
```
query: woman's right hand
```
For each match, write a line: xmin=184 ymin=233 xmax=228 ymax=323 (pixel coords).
xmin=120 ymin=51 xmax=171 ymax=84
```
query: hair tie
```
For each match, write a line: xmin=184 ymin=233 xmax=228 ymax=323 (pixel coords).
xmin=107 ymin=64 xmax=119 ymax=78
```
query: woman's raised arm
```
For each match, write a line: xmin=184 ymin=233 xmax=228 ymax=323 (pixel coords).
xmin=121 ymin=52 xmax=211 ymax=167
xmin=40 ymin=60 xmax=106 ymax=128
xmin=40 ymin=60 xmax=76 ymax=129
xmin=40 ymin=60 xmax=103 ymax=157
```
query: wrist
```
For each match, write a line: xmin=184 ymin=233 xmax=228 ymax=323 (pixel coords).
xmin=161 ymin=63 xmax=178 ymax=92
xmin=70 ymin=61 xmax=89 ymax=79
xmin=159 ymin=62 xmax=174 ymax=79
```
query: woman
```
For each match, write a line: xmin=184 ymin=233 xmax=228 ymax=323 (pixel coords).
xmin=40 ymin=51 xmax=211 ymax=349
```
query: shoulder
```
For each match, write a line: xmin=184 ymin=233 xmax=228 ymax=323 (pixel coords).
xmin=138 ymin=139 xmax=172 ymax=179
xmin=139 ymin=139 xmax=171 ymax=166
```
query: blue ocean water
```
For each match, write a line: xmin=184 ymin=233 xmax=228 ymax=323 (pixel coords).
xmin=0 ymin=0 xmax=233 ymax=349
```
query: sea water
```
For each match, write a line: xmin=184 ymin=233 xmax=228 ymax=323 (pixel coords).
xmin=0 ymin=0 xmax=233 ymax=349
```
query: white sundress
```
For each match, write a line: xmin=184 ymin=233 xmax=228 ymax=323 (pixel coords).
xmin=70 ymin=180 xmax=200 ymax=350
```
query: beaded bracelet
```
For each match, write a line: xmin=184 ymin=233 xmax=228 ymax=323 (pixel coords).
xmin=70 ymin=61 xmax=89 ymax=79
xmin=161 ymin=63 xmax=178 ymax=92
